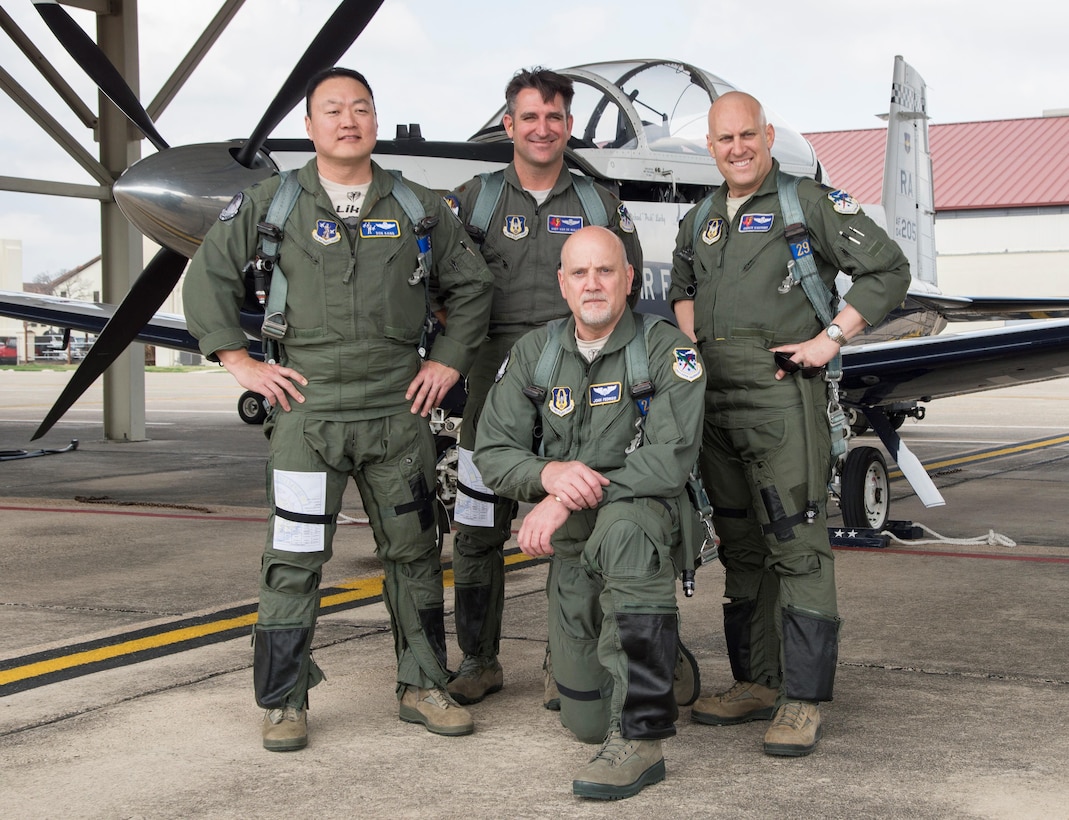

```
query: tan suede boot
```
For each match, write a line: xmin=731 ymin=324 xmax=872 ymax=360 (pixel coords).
xmin=399 ymin=685 xmax=474 ymax=736
xmin=572 ymin=731 xmax=665 ymax=800
xmin=763 ymin=701 xmax=822 ymax=756
xmin=446 ymin=655 xmax=503 ymax=705
xmin=691 ymin=680 xmax=777 ymax=725
xmin=262 ymin=706 xmax=307 ymax=751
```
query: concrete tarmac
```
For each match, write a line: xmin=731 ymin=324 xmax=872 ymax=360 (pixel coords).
xmin=1 ymin=370 xmax=1068 ymax=819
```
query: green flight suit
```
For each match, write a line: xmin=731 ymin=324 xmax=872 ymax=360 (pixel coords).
xmin=474 ymin=310 xmax=705 ymax=742
xmin=669 ymin=160 xmax=910 ymax=703
xmin=446 ymin=162 xmax=643 ymax=663
xmin=183 ymin=158 xmax=492 ymax=709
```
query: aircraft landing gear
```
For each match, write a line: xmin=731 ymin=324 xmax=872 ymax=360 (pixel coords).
xmin=237 ymin=390 xmax=269 ymax=425
xmin=839 ymin=445 xmax=891 ymax=530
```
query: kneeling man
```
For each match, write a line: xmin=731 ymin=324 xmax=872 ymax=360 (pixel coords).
xmin=474 ymin=226 xmax=705 ymax=799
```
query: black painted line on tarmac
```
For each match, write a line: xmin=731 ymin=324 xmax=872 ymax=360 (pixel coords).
xmin=0 ymin=550 xmax=546 ymax=697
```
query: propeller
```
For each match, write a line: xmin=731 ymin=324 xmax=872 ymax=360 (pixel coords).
xmin=32 ymin=248 xmax=188 ymax=440
xmin=29 ymin=0 xmax=385 ymax=440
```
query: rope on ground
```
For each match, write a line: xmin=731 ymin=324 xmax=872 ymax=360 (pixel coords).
xmin=882 ymin=522 xmax=1016 ymax=548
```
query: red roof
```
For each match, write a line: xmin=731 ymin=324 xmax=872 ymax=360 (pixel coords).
xmin=804 ymin=116 xmax=1069 ymax=211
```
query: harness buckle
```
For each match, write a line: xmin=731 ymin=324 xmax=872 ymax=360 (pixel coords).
xmin=261 ymin=311 xmax=288 ymax=340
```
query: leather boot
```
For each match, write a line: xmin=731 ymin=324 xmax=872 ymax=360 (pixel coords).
xmin=692 ymin=680 xmax=777 ymax=725
xmin=763 ymin=701 xmax=822 ymax=756
xmin=572 ymin=731 xmax=665 ymax=800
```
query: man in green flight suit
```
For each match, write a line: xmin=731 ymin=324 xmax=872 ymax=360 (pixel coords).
xmin=443 ymin=67 xmax=643 ymax=707
xmin=183 ymin=68 xmax=493 ymax=751
xmin=670 ymin=91 xmax=910 ymax=756
xmin=475 ymin=226 xmax=705 ymax=799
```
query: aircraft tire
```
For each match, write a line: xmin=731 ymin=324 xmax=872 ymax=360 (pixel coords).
xmin=237 ymin=390 xmax=269 ymax=425
xmin=840 ymin=446 xmax=890 ymax=530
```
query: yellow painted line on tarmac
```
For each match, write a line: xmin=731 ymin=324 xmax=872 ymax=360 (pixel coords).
xmin=2 ymin=549 xmax=545 ymax=692
xmin=889 ymin=433 xmax=1069 ymax=479
xmin=0 ymin=611 xmax=257 ymax=688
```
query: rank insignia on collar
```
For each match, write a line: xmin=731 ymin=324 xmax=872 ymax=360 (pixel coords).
xmin=360 ymin=219 xmax=401 ymax=237
xmin=739 ymin=213 xmax=774 ymax=233
xmin=589 ymin=382 xmax=622 ymax=406
xmin=828 ymin=189 xmax=860 ymax=214
xmin=547 ymin=215 xmax=584 ymax=234
xmin=617 ymin=204 xmax=635 ymax=233
xmin=219 ymin=192 xmax=243 ymax=221
xmin=313 ymin=220 xmax=341 ymax=245
xmin=549 ymin=386 xmax=575 ymax=417
xmin=503 ymin=215 xmax=529 ymax=240
xmin=672 ymin=348 xmax=703 ymax=382
xmin=701 ymin=217 xmax=724 ymax=245
xmin=494 ymin=351 xmax=510 ymax=383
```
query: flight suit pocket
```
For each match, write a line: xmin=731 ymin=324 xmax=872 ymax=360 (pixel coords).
xmin=363 ymin=439 xmax=436 ymax=563
xmin=382 ymin=235 xmax=424 ymax=344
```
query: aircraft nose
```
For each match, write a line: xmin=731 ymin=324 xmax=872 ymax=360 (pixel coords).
xmin=113 ymin=142 xmax=278 ymax=258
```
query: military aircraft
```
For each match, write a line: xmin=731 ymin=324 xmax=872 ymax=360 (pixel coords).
xmin=4 ymin=1 xmax=1069 ymax=531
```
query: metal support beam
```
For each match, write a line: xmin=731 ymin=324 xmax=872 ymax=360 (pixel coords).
xmin=97 ymin=0 xmax=145 ymax=442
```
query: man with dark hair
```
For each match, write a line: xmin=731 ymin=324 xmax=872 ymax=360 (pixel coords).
xmin=671 ymin=91 xmax=910 ymax=756
xmin=444 ymin=67 xmax=643 ymax=708
xmin=183 ymin=67 xmax=493 ymax=751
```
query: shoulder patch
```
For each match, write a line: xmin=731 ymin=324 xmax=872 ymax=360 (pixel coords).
xmin=444 ymin=193 xmax=461 ymax=218
xmin=672 ymin=347 xmax=703 ymax=382
xmin=617 ymin=203 xmax=635 ymax=234
xmin=218 ymin=192 xmax=243 ymax=221
xmin=827 ymin=189 xmax=860 ymax=215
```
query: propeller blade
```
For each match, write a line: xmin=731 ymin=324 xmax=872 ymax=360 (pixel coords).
xmin=33 ymin=0 xmax=169 ymax=151
xmin=32 ymin=247 xmax=188 ymax=441
xmin=235 ymin=0 xmax=385 ymax=167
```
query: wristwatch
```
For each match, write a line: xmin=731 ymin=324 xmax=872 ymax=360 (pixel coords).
xmin=826 ymin=323 xmax=848 ymax=346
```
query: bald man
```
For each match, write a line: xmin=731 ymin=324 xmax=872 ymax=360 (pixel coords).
xmin=670 ymin=91 xmax=910 ymax=756
xmin=474 ymin=226 xmax=705 ymax=799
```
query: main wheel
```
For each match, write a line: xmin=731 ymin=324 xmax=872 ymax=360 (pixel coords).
xmin=840 ymin=446 xmax=890 ymax=530
xmin=237 ymin=390 xmax=268 ymax=425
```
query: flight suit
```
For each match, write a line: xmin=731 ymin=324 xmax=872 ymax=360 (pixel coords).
xmin=184 ymin=158 xmax=492 ymax=710
xmin=474 ymin=309 xmax=704 ymax=742
xmin=669 ymin=159 xmax=910 ymax=703
xmin=446 ymin=163 xmax=643 ymax=665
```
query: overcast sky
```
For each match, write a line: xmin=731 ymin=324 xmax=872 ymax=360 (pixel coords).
xmin=2 ymin=0 xmax=1068 ymax=282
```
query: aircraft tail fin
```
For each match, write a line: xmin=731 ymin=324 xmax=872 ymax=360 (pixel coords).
xmin=881 ymin=55 xmax=937 ymax=285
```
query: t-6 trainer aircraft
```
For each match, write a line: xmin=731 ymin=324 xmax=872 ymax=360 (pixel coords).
xmin=3 ymin=1 xmax=1069 ymax=530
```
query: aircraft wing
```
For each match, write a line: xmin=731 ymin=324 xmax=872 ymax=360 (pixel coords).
xmin=840 ymin=318 xmax=1069 ymax=408
xmin=907 ymin=294 xmax=1069 ymax=322
xmin=0 ymin=290 xmax=197 ymax=354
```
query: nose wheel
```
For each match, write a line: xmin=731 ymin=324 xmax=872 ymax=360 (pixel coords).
xmin=839 ymin=446 xmax=890 ymax=530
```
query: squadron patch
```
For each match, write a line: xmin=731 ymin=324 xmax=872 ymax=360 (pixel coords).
xmin=503 ymin=215 xmax=529 ymax=240
xmin=313 ymin=219 xmax=341 ymax=245
xmin=360 ymin=219 xmax=402 ymax=238
xmin=547 ymin=215 xmax=584 ymax=235
xmin=218 ymin=192 xmax=243 ymax=222
xmin=588 ymin=382 xmax=622 ymax=406
xmin=827 ymin=189 xmax=860 ymax=215
xmin=617 ymin=204 xmax=635 ymax=233
xmin=701 ymin=217 xmax=724 ymax=245
xmin=672 ymin=347 xmax=703 ymax=382
xmin=548 ymin=386 xmax=575 ymax=417
xmin=443 ymin=193 xmax=461 ymax=218
xmin=494 ymin=350 xmax=510 ymax=383
xmin=739 ymin=213 xmax=774 ymax=233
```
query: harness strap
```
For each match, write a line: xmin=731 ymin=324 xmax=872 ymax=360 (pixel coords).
xmin=469 ymin=170 xmax=609 ymax=240
xmin=259 ymin=170 xmax=302 ymax=362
